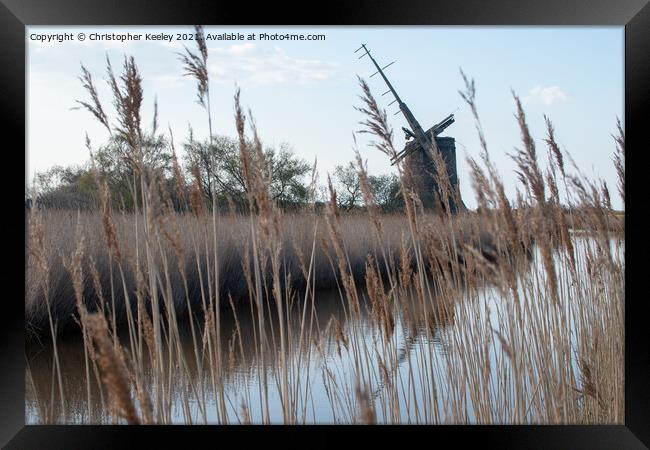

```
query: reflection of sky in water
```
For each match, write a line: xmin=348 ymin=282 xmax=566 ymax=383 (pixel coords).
xmin=26 ymin=236 xmax=623 ymax=424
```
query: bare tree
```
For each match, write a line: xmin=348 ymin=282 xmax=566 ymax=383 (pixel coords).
xmin=333 ymin=162 xmax=362 ymax=211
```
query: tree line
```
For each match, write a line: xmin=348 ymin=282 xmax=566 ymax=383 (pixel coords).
xmin=30 ymin=132 xmax=404 ymax=213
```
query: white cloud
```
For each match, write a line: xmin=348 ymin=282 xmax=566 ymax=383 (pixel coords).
xmin=227 ymin=43 xmax=256 ymax=55
xmin=206 ymin=44 xmax=338 ymax=86
xmin=150 ymin=74 xmax=189 ymax=87
xmin=525 ymin=85 xmax=569 ymax=106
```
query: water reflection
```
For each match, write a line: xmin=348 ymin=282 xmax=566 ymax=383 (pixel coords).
xmin=27 ymin=276 xmax=465 ymax=424
xmin=28 ymin=237 xmax=606 ymax=424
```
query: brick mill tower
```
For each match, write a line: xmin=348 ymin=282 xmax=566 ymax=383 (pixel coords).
xmin=356 ymin=44 xmax=465 ymax=213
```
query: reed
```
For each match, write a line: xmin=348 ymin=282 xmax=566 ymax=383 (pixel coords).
xmin=25 ymin=52 xmax=624 ymax=426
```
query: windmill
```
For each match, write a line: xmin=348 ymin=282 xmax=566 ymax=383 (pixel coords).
xmin=356 ymin=44 xmax=465 ymax=213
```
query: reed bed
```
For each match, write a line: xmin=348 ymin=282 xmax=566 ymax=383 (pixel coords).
xmin=25 ymin=30 xmax=624 ymax=425
xmin=26 ymin=209 xmax=507 ymax=339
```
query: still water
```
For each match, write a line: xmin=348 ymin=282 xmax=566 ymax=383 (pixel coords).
xmin=25 ymin=236 xmax=624 ymax=424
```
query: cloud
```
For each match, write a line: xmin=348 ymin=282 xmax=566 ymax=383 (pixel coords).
xmin=150 ymin=74 xmax=189 ymax=87
xmin=206 ymin=44 xmax=338 ymax=86
xmin=524 ymin=85 xmax=569 ymax=106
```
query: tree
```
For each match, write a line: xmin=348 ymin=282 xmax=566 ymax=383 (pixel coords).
xmin=183 ymin=133 xmax=311 ymax=210
xmin=92 ymin=132 xmax=173 ymax=210
xmin=333 ymin=162 xmax=362 ymax=211
xmin=32 ymin=164 xmax=98 ymax=209
xmin=266 ymin=143 xmax=311 ymax=209
xmin=183 ymin=133 xmax=244 ymax=205
xmin=32 ymin=132 xmax=173 ymax=211
xmin=332 ymin=162 xmax=404 ymax=212
xmin=369 ymin=173 xmax=403 ymax=212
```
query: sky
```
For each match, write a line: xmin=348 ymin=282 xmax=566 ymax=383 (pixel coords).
xmin=27 ymin=26 xmax=624 ymax=209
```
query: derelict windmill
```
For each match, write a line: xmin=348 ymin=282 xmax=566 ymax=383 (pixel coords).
xmin=356 ymin=44 xmax=465 ymax=213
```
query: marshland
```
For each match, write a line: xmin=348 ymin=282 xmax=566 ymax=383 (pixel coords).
xmin=26 ymin=27 xmax=625 ymax=425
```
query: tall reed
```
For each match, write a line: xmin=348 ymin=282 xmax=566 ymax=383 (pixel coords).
xmin=26 ymin=52 xmax=624 ymax=426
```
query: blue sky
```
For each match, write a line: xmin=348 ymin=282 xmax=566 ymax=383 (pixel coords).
xmin=27 ymin=26 xmax=624 ymax=209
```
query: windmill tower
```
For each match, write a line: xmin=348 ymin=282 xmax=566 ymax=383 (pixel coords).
xmin=356 ymin=44 xmax=465 ymax=213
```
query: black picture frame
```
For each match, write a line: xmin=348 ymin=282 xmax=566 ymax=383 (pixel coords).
xmin=2 ymin=0 xmax=648 ymax=448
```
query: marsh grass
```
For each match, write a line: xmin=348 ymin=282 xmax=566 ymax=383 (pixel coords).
xmin=25 ymin=49 xmax=624 ymax=425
